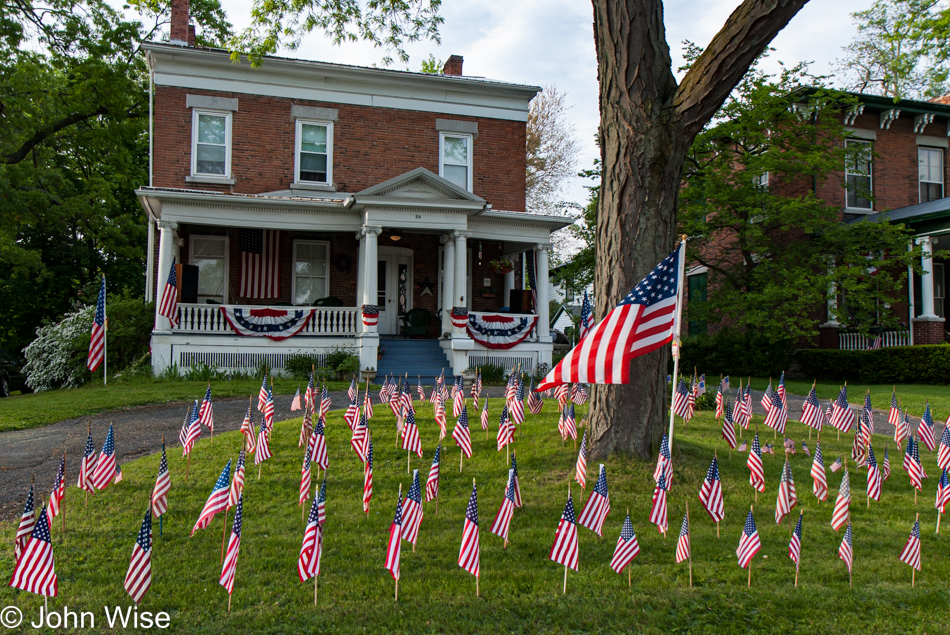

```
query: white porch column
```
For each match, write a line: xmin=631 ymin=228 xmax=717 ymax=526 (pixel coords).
xmin=919 ymin=235 xmax=938 ymax=318
xmin=154 ymin=220 xmax=178 ymax=332
xmin=536 ymin=244 xmax=551 ymax=342
xmin=503 ymin=269 xmax=515 ymax=307
xmin=453 ymin=230 xmax=469 ymax=336
xmin=359 ymin=225 xmax=381 ymax=377
xmin=355 ymin=232 xmax=365 ymax=332
xmin=441 ymin=235 xmax=455 ymax=336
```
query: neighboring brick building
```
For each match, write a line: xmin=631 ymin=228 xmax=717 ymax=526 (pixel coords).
xmin=137 ymin=0 xmax=571 ymax=377
xmin=684 ymin=91 xmax=950 ymax=349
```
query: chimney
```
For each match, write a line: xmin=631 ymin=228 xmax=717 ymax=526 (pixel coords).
xmin=443 ymin=55 xmax=464 ymax=76
xmin=188 ymin=24 xmax=196 ymax=46
xmin=170 ymin=0 xmax=191 ymax=45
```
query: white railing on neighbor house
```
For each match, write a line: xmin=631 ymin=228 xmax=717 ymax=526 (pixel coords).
xmin=174 ymin=304 xmax=360 ymax=336
xmin=839 ymin=329 xmax=910 ymax=350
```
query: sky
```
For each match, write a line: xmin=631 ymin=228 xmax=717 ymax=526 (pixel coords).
xmin=213 ymin=0 xmax=870 ymax=206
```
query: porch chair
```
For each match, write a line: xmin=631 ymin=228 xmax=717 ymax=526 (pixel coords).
xmin=401 ymin=308 xmax=432 ymax=338
xmin=313 ymin=296 xmax=343 ymax=307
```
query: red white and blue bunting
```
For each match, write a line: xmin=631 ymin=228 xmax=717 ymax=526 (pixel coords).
xmin=451 ymin=306 xmax=469 ymax=329
xmin=361 ymin=304 xmax=379 ymax=327
xmin=466 ymin=313 xmax=538 ymax=350
xmin=220 ymin=307 xmax=316 ymax=341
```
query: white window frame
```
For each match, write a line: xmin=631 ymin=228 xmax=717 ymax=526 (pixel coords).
xmin=753 ymin=172 xmax=769 ymax=189
xmin=439 ymin=132 xmax=473 ymax=191
xmin=188 ymin=235 xmax=229 ymax=304
xmin=292 ymin=239 xmax=331 ymax=307
xmin=294 ymin=119 xmax=334 ymax=186
xmin=845 ymin=139 xmax=873 ymax=212
xmin=918 ymin=146 xmax=944 ymax=204
xmin=190 ymin=110 xmax=232 ymax=178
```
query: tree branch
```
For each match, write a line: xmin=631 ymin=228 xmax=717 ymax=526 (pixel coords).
xmin=4 ymin=107 xmax=110 ymax=165
xmin=674 ymin=0 xmax=811 ymax=140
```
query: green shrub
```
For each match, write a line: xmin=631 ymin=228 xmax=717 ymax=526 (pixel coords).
xmin=796 ymin=345 xmax=950 ymax=384
xmin=678 ymin=329 xmax=796 ymax=378
xmin=285 ymin=354 xmax=325 ymax=380
xmin=326 ymin=348 xmax=356 ymax=372
xmin=335 ymin=355 xmax=360 ymax=377
xmin=475 ymin=364 xmax=506 ymax=385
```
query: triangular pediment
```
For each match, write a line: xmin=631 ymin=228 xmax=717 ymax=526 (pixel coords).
xmin=356 ymin=167 xmax=485 ymax=204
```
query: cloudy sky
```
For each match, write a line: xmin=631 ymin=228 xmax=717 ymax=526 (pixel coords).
xmin=217 ymin=0 xmax=870 ymax=204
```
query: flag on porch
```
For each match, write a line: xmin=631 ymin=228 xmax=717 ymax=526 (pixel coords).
xmin=239 ymin=229 xmax=280 ymax=299
xmin=158 ymin=258 xmax=179 ymax=327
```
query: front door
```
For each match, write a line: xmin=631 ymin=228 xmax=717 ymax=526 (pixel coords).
xmin=377 ymin=247 xmax=413 ymax=335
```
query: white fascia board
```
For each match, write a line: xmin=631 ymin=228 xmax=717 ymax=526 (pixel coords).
xmin=476 ymin=211 xmax=575 ymax=230
xmin=363 ymin=206 xmax=468 ymax=232
xmin=468 ymin=218 xmax=552 ymax=243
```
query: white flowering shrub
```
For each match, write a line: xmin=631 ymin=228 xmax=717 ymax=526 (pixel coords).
xmin=23 ymin=305 xmax=94 ymax=392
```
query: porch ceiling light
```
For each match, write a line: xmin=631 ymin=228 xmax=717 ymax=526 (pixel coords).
xmin=390 ymin=231 xmax=401 ymax=241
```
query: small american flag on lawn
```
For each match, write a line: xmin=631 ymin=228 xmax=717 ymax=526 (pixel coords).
xmin=830 ymin=456 xmax=843 ymax=472
xmin=384 ymin=491 xmax=403 ymax=580
xmin=736 ymin=510 xmax=761 ymax=569
xmin=867 ymin=444 xmax=882 ymax=501
xmin=191 ymin=459 xmax=232 ymax=536
xmin=919 ymin=402 xmax=937 ymax=451
xmin=363 ymin=441 xmax=374 ymax=514
xmin=653 ymin=434 xmax=673 ymax=490
xmin=788 ymin=512 xmax=803 ymax=569
xmin=91 ymin=423 xmax=119 ymax=491
xmin=811 ymin=442 xmax=828 ymax=501
xmin=675 ymin=512 xmax=690 ymax=564
xmin=830 ymin=386 xmax=855 ymax=433
xmin=401 ymin=470 xmax=424 ymax=546
xmin=509 ymin=451 xmax=523 ymax=507
xmin=124 ymin=509 xmax=152 ymax=604
xmin=219 ymin=495 xmax=243 ymax=595
xmin=698 ymin=456 xmax=724 ymax=522
xmin=831 ymin=470 xmax=851 ymax=531
xmin=898 ymin=518 xmax=921 ymax=571
xmin=577 ymin=464 xmax=611 ymax=536
xmin=291 ymin=387 xmax=302 ymax=412
xmin=579 ymin=289 xmax=594 ymax=340
xmin=838 ymin=522 xmax=853 ymax=573
xmin=452 ymin=405 xmax=473 ymax=459
xmin=9 ymin=506 xmax=57 ymax=597
xmin=426 ymin=444 xmax=441 ymax=502
xmin=298 ymin=496 xmax=323 ymax=582
xmin=15 ymin=484 xmax=35 ymax=562
xmin=182 ymin=401 xmax=201 ymax=457
xmin=609 ymin=513 xmax=640 ymax=573
xmin=48 ymin=456 xmax=65 ymax=519
xmin=575 ymin=432 xmax=588 ymax=489
xmin=649 ymin=473 xmax=669 ymax=534
xmin=77 ymin=431 xmax=97 ymax=492
xmin=549 ymin=492 xmax=579 ymax=570
xmin=490 ymin=470 xmax=516 ymax=543
xmin=458 ymin=482 xmax=480 ymax=577
xmin=936 ymin=469 xmax=950 ymax=513
xmin=800 ymin=384 xmax=823 ymax=430
xmin=199 ymin=385 xmax=214 ymax=433
xmin=151 ymin=444 xmax=171 ymax=517
xmin=672 ymin=379 xmax=694 ymax=423
xmin=228 ymin=450 xmax=245 ymax=510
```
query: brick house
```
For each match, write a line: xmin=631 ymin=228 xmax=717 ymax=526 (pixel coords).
xmin=684 ymin=91 xmax=950 ymax=349
xmin=137 ymin=0 xmax=571 ymax=378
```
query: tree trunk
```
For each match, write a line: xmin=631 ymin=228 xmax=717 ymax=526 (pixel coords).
xmin=587 ymin=0 xmax=811 ymax=459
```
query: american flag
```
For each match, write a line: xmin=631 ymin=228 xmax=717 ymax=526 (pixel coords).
xmin=831 ymin=470 xmax=851 ymax=531
xmin=936 ymin=469 xmax=950 ymax=513
xmin=763 ymin=390 xmax=787 ymax=435
xmin=609 ymin=513 xmax=640 ymax=573
xmin=908 ymin=435 xmax=925 ymax=490
xmin=497 ymin=405 xmax=514 ymax=451
xmin=777 ymin=371 xmax=786 ymax=408
xmin=888 ymin=390 xmax=901 ymax=427
xmin=316 ymin=475 xmax=327 ymax=526
xmin=263 ymin=383 xmax=275 ymax=431
xmin=509 ymin=451 xmax=523 ymax=507
xmin=48 ymin=456 xmax=65 ymax=520
xmin=191 ymin=459 xmax=232 ymax=536
xmin=239 ymin=228 xmax=280 ymax=299
xmin=898 ymin=518 xmax=922 ymax=572
xmin=698 ymin=456 xmax=724 ymax=522
xmin=320 ymin=383 xmax=331 ymax=417
xmin=577 ymin=464 xmax=611 ymax=536
xmin=91 ymin=423 xmax=119 ymax=491
xmin=761 ymin=380 xmax=774 ymax=413
xmin=291 ymin=387 xmax=302 ymax=412
xmin=649 ymin=472 xmax=669 ymax=534
xmin=938 ymin=426 xmax=950 ymax=471
xmin=299 ymin=444 xmax=312 ymax=508
xmin=538 ymin=243 xmax=683 ymax=389
xmin=480 ymin=398 xmax=490 ymax=431
xmin=811 ymin=442 xmax=828 ymax=501
xmin=775 ymin=459 xmax=797 ymax=524
xmin=459 ymin=482 xmax=481 ymax=578
xmin=789 ymin=512 xmax=803 ymax=569
xmin=435 ymin=392 xmax=447 ymax=438
xmin=9 ymin=506 xmax=57 ymax=596
xmin=363 ymin=440 xmax=374 ymax=514
xmin=830 ymin=456 xmax=843 ymax=472
xmin=561 ymin=402 xmax=578 ymax=441
xmin=198 ymin=385 xmax=214 ymax=432
xmin=77 ymin=430 xmax=97 ymax=493
xmin=572 ymin=383 xmax=589 ymax=405
xmin=863 ymin=391 xmax=874 ymax=432
xmin=722 ymin=401 xmax=737 ymax=450
xmin=240 ymin=405 xmax=256 ymax=454
xmin=158 ymin=258 xmax=179 ymax=327
xmin=344 ymin=393 xmax=359 ymax=430
xmin=351 ymin=415 xmax=369 ymax=463
xmin=737 ymin=440 xmax=747 ymax=452
xmin=555 ymin=383 xmax=570 ymax=412
xmin=509 ymin=375 xmax=526 ymax=427
xmin=254 ymin=412 xmax=272 ymax=464
xmin=401 ymin=408 xmax=422 ymax=457
xmin=257 ymin=376 xmax=269 ymax=412
xmin=575 ymin=432 xmax=588 ymax=489
xmin=763 ymin=441 xmax=775 ymax=455
xmin=743 ymin=385 xmax=754 ymax=428
xmin=379 ymin=376 xmax=392 ymax=404
xmin=653 ymin=434 xmax=673 ymax=490
xmin=747 ymin=433 xmax=765 ymax=493
xmin=579 ymin=289 xmax=594 ymax=341
xmin=418 ymin=377 xmax=427 ymax=402
xmin=919 ymin=403 xmax=936 ymax=451
xmin=490 ymin=472 xmax=516 ymax=543
xmin=299 ymin=405 xmax=313 ymax=449
xmin=304 ymin=372 xmax=316 ymax=410
xmin=715 ymin=382 xmax=724 ymax=418
xmin=452 ymin=405 xmax=473 ymax=459
xmin=838 ymin=522 xmax=853 ymax=574
xmin=829 ymin=386 xmax=855 ymax=432
xmin=882 ymin=445 xmax=891 ymax=481
xmin=697 ymin=373 xmax=706 ymax=396
xmin=736 ymin=510 xmax=761 ymax=569
xmin=151 ymin=444 xmax=171 ymax=517
xmin=401 ymin=470 xmax=424 ymax=545
xmin=801 ymin=440 xmax=811 ymax=457
xmin=87 ymin=276 xmax=106 ymax=372
xmin=219 ymin=495 xmax=243 ymax=595
xmin=384 ymin=491 xmax=403 ymax=580
xmin=800 ymin=384 xmax=824 ymax=430
xmin=866 ymin=445 xmax=882 ymax=501
xmin=124 ymin=509 xmax=152 ymax=604
xmin=182 ymin=401 xmax=202 ymax=457
xmin=672 ymin=379 xmax=694 ymax=423
xmin=348 ymin=378 xmax=358 ymax=402
xmin=228 ymin=450 xmax=245 ymax=510
xmin=549 ymin=492 xmax=579 ymax=571
xmin=527 ymin=379 xmax=543 ymax=414
xmin=426 ymin=444 xmax=441 ymax=502
xmin=858 ymin=411 xmax=872 ymax=449
xmin=852 ymin=430 xmax=867 ymax=467
xmin=453 ymin=377 xmax=465 ymax=418
xmin=15 ymin=484 xmax=35 ymax=562
xmin=675 ymin=512 xmax=690 ymax=564
xmin=297 ymin=496 xmax=323 ymax=582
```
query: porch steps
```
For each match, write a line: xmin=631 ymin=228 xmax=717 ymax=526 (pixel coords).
xmin=374 ymin=338 xmax=453 ymax=383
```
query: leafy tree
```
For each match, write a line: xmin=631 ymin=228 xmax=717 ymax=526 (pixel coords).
xmin=525 ymin=85 xmax=580 ymax=216
xmin=419 ymin=53 xmax=442 ymax=73
xmin=552 ymin=161 xmax=598 ymax=297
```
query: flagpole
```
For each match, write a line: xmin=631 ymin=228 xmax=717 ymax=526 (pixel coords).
xmin=666 ymin=237 xmax=687 ymax=454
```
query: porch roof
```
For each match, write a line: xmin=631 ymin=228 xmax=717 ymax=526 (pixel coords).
xmin=849 ymin=196 xmax=950 ymax=237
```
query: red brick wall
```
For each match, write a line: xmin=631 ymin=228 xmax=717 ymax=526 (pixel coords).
xmin=153 ymin=86 xmax=527 ymax=211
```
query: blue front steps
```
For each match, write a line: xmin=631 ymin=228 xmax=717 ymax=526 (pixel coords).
xmin=373 ymin=338 xmax=453 ymax=383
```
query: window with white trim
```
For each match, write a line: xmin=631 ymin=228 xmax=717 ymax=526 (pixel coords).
xmin=919 ymin=147 xmax=944 ymax=203
xmin=293 ymin=241 xmax=330 ymax=305
xmin=191 ymin=111 xmax=231 ymax=177
xmin=752 ymin=172 xmax=769 ymax=189
xmin=845 ymin=139 xmax=872 ymax=210
xmin=440 ymin=133 xmax=472 ymax=191
xmin=295 ymin=121 xmax=333 ymax=184
xmin=190 ymin=236 xmax=228 ymax=303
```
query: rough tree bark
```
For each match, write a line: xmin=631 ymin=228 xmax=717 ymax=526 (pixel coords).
xmin=587 ymin=0 xmax=811 ymax=459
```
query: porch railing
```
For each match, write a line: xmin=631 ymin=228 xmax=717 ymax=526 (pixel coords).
xmin=174 ymin=304 xmax=360 ymax=336
xmin=838 ymin=329 xmax=910 ymax=350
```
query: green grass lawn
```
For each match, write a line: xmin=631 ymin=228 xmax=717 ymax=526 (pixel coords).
xmin=2 ymin=402 xmax=948 ymax=633
xmin=0 ymin=377 xmax=350 ymax=433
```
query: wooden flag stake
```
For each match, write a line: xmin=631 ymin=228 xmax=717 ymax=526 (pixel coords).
xmin=686 ymin=501 xmax=693 ymax=588
xmin=937 ymin=505 xmax=943 ymax=534
xmin=314 ymin=573 xmax=319 ymax=605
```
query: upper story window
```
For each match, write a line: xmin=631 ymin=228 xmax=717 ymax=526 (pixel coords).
xmin=752 ymin=172 xmax=769 ymax=189
xmin=190 ymin=236 xmax=228 ymax=303
xmin=296 ymin=120 xmax=333 ymax=185
xmin=293 ymin=240 xmax=330 ymax=305
xmin=919 ymin=147 xmax=944 ymax=203
xmin=192 ymin=111 xmax=231 ymax=177
xmin=845 ymin=139 xmax=872 ymax=210
xmin=440 ymin=133 xmax=472 ymax=191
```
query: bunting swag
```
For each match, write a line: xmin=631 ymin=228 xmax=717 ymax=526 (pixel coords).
xmin=467 ymin=313 xmax=538 ymax=350
xmin=220 ymin=307 xmax=316 ymax=340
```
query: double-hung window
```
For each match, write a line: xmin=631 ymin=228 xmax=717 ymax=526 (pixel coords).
xmin=191 ymin=111 xmax=231 ymax=177
xmin=440 ymin=133 xmax=472 ymax=191
xmin=919 ymin=147 xmax=944 ymax=203
xmin=845 ymin=139 xmax=873 ymax=210
xmin=293 ymin=241 xmax=330 ymax=306
xmin=190 ymin=236 xmax=228 ymax=303
xmin=295 ymin=120 xmax=333 ymax=185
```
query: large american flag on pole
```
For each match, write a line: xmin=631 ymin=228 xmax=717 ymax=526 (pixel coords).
xmin=87 ymin=275 xmax=106 ymax=372
xmin=537 ymin=243 xmax=683 ymax=389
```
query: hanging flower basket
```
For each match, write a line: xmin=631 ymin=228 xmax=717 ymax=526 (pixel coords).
xmin=489 ymin=258 xmax=514 ymax=274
